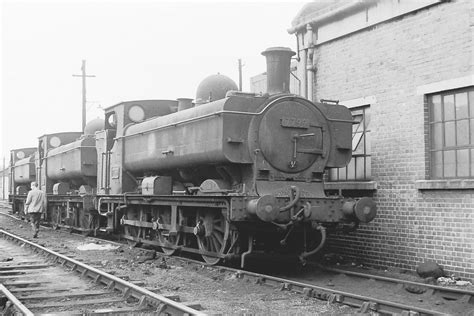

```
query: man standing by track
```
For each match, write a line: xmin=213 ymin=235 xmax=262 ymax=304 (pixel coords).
xmin=24 ymin=182 xmax=46 ymax=238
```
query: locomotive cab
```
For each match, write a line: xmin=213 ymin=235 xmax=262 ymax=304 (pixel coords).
xmin=9 ymin=147 xmax=37 ymax=215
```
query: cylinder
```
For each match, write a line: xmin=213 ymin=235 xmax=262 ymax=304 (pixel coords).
xmin=261 ymin=47 xmax=295 ymax=95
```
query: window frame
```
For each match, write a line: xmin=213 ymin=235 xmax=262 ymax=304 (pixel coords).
xmin=428 ymin=86 xmax=474 ymax=179
xmin=328 ymin=104 xmax=372 ymax=182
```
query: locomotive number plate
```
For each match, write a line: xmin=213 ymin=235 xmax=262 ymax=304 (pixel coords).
xmin=280 ymin=117 xmax=310 ymax=129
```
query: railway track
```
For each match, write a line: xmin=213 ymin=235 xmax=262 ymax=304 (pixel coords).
xmin=1 ymin=207 xmax=472 ymax=315
xmin=168 ymin=258 xmax=473 ymax=315
xmin=0 ymin=229 xmax=206 ymax=315
xmin=101 ymin=239 xmax=471 ymax=316
xmin=317 ymin=265 xmax=474 ymax=304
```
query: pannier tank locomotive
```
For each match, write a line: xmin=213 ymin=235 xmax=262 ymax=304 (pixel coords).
xmin=10 ymin=47 xmax=377 ymax=267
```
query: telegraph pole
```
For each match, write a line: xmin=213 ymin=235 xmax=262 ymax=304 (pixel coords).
xmin=238 ymin=59 xmax=244 ymax=91
xmin=2 ymin=157 xmax=5 ymax=200
xmin=73 ymin=60 xmax=96 ymax=132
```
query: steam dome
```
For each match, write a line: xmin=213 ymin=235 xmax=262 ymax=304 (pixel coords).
xmin=84 ymin=118 xmax=104 ymax=135
xmin=195 ymin=74 xmax=238 ymax=105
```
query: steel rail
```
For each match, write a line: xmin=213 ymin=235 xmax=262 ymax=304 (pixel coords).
xmin=0 ymin=284 xmax=34 ymax=316
xmin=227 ymin=269 xmax=445 ymax=316
xmin=147 ymin=253 xmax=453 ymax=316
xmin=319 ymin=265 xmax=474 ymax=302
xmin=0 ymin=229 xmax=206 ymax=316
xmin=0 ymin=208 xmax=467 ymax=315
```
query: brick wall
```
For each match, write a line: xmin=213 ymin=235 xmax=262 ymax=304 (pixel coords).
xmin=311 ymin=1 xmax=473 ymax=279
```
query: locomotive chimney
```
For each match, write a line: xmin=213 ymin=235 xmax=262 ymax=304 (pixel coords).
xmin=261 ymin=47 xmax=295 ymax=95
xmin=177 ymin=98 xmax=194 ymax=111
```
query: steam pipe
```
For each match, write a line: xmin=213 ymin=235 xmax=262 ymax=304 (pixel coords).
xmin=298 ymin=226 xmax=326 ymax=265
xmin=279 ymin=186 xmax=300 ymax=212
xmin=241 ymin=234 xmax=254 ymax=268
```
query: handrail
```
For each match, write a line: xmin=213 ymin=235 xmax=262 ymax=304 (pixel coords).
xmin=116 ymin=96 xmax=300 ymax=140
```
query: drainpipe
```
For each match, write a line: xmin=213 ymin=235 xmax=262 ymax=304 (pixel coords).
xmin=305 ymin=24 xmax=315 ymax=102
xmin=299 ymin=33 xmax=308 ymax=99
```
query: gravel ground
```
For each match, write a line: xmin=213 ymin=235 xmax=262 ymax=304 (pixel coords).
xmin=0 ymin=208 xmax=356 ymax=315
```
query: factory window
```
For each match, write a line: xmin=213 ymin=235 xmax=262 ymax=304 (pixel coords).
xmin=328 ymin=105 xmax=371 ymax=181
xmin=429 ymin=87 xmax=474 ymax=179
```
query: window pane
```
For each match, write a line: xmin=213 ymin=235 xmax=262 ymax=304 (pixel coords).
xmin=329 ymin=168 xmax=338 ymax=181
xmin=444 ymin=150 xmax=455 ymax=177
xmin=445 ymin=121 xmax=455 ymax=147
xmin=431 ymin=95 xmax=442 ymax=122
xmin=471 ymin=149 xmax=474 ymax=177
xmin=456 ymin=119 xmax=469 ymax=146
xmin=365 ymin=132 xmax=371 ymax=154
xmin=365 ymin=156 xmax=372 ymax=178
xmin=471 ymin=119 xmax=474 ymax=145
xmin=457 ymin=149 xmax=469 ymax=177
xmin=338 ymin=166 xmax=347 ymax=180
xmin=347 ymin=159 xmax=355 ymax=180
xmin=354 ymin=135 xmax=365 ymax=154
xmin=432 ymin=151 xmax=443 ymax=178
xmin=469 ymin=91 xmax=474 ymax=117
xmin=469 ymin=91 xmax=474 ymax=116
xmin=431 ymin=123 xmax=443 ymax=149
xmin=365 ymin=110 xmax=371 ymax=129
xmin=444 ymin=94 xmax=455 ymax=121
xmin=352 ymin=132 xmax=363 ymax=152
xmin=355 ymin=157 xmax=365 ymax=180
xmin=455 ymin=92 xmax=469 ymax=119
xmin=352 ymin=114 xmax=362 ymax=133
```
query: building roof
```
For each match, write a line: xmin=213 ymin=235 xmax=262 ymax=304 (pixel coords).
xmin=288 ymin=0 xmax=375 ymax=34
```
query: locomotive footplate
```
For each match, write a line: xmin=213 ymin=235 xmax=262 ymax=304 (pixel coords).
xmin=229 ymin=195 xmax=376 ymax=225
xmin=98 ymin=195 xmax=240 ymax=265
xmin=46 ymin=195 xmax=98 ymax=234
xmin=9 ymin=194 xmax=28 ymax=218
xmin=95 ymin=194 xmax=375 ymax=267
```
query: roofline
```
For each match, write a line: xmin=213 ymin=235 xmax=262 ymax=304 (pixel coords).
xmin=10 ymin=147 xmax=37 ymax=153
xmin=288 ymin=0 xmax=376 ymax=34
xmin=37 ymin=131 xmax=82 ymax=139
xmin=104 ymin=99 xmax=179 ymax=111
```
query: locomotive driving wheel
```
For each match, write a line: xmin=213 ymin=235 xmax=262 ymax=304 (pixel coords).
xmin=155 ymin=209 xmax=182 ymax=255
xmin=122 ymin=210 xmax=143 ymax=247
xmin=51 ymin=205 xmax=61 ymax=230
xmin=124 ymin=225 xmax=143 ymax=247
xmin=158 ymin=231 xmax=181 ymax=255
xmin=78 ymin=208 xmax=90 ymax=230
xmin=195 ymin=209 xmax=229 ymax=265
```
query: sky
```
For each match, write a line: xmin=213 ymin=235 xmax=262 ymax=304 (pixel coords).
xmin=0 ymin=0 xmax=306 ymax=162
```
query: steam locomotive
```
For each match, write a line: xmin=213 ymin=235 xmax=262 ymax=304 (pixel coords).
xmin=9 ymin=47 xmax=376 ymax=267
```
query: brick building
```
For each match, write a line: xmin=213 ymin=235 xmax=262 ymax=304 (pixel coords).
xmin=276 ymin=0 xmax=473 ymax=279
xmin=250 ymin=63 xmax=300 ymax=95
